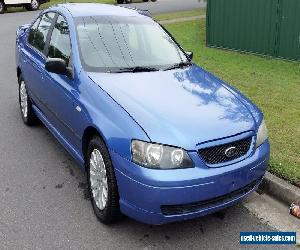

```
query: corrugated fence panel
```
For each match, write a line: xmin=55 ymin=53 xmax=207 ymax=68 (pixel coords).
xmin=206 ymin=0 xmax=300 ymax=61
xmin=207 ymin=0 xmax=278 ymax=55
xmin=277 ymin=0 xmax=300 ymax=60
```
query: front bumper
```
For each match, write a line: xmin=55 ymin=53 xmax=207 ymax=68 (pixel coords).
xmin=111 ymin=140 xmax=270 ymax=224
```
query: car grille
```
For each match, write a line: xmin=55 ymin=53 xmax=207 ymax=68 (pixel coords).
xmin=161 ymin=178 xmax=262 ymax=216
xmin=198 ymin=137 xmax=252 ymax=165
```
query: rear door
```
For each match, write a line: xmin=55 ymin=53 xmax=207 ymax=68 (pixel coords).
xmin=22 ymin=12 xmax=56 ymax=116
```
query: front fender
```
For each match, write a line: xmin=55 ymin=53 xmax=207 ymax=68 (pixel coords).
xmin=78 ymin=71 xmax=150 ymax=160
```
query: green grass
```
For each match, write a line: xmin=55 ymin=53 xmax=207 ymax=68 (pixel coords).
xmin=154 ymin=8 xmax=206 ymax=21
xmin=165 ymin=19 xmax=300 ymax=185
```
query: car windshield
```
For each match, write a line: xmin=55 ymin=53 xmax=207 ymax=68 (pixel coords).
xmin=75 ymin=15 xmax=188 ymax=73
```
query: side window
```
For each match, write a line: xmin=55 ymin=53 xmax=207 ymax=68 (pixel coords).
xmin=28 ymin=12 xmax=55 ymax=53
xmin=48 ymin=15 xmax=71 ymax=65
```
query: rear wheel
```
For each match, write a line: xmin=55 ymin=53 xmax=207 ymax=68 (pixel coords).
xmin=87 ymin=137 xmax=121 ymax=224
xmin=0 ymin=1 xmax=5 ymax=14
xmin=18 ymin=75 xmax=37 ymax=126
xmin=116 ymin=0 xmax=124 ymax=4
xmin=25 ymin=0 xmax=40 ymax=11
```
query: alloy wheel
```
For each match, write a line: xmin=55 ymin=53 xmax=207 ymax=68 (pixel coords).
xmin=89 ymin=149 xmax=108 ymax=210
xmin=0 ymin=2 xmax=4 ymax=14
xmin=31 ymin=0 xmax=39 ymax=10
xmin=20 ymin=81 xmax=28 ymax=118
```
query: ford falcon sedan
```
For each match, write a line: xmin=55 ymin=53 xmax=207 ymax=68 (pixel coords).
xmin=15 ymin=3 xmax=270 ymax=225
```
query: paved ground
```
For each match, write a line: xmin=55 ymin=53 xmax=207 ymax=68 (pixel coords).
xmin=0 ymin=9 xmax=293 ymax=250
xmin=244 ymin=192 xmax=300 ymax=244
xmin=120 ymin=0 xmax=206 ymax=14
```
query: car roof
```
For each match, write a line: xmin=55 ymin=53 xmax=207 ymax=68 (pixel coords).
xmin=56 ymin=3 xmax=147 ymax=18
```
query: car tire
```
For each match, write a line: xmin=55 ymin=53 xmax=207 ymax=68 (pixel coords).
xmin=25 ymin=0 xmax=40 ymax=11
xmin=18 ymin=75 xmax=37 ymax=126
xmin=0 ymin=1 xmax=5 ymax=14
xmin=125 ymin=0 xmax=132 ymax=3
xmin=87 ymin=136 xmax=122 ymax=224
xmin=116 ymin=0 xmax=124 ymax=4
xmin=143 ymin=0 xmax=149 ymax=2
xmin=151 ymin=0 xmax=157 ymax=2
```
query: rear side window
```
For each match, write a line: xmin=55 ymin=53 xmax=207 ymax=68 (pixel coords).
xmin=48 ymin=15 xmax=71 ymax=65
xmin=28 ymin=12 xmax=56 ymax=53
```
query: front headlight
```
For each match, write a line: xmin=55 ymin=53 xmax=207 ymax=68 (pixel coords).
xmin=256 ymin=119 xmax=268 ymax=148
xmin=131 ymin=140 xmax=194 ymax=169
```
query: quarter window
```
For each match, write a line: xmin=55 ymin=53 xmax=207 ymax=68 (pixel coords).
xmin=28 ymin=12 xmax=56 ymax=53
xmin=48 ymin=15 xmax=71 ymax=65
xmin=28 ymin=17 xmax=41 ymax=46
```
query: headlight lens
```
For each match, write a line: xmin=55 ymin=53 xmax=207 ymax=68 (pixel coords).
xmin=256 ymin=119 xmax=268 ymax=148
xmin=131 ymin=140 xmax=194 ymax=169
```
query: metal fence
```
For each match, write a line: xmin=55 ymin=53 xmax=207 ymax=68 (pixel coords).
xmin=206 ymin=0 xmax=300 ymax=61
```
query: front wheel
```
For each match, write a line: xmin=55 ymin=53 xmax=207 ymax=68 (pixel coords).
xmin=87 ymin=137 xmax=121 ymax=224
xmin=25 ymin=0 xmax=40 ymax=11
xmin=0 ymin=1 xmax=5 ymax=14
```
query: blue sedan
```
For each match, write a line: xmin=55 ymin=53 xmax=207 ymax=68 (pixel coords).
xmin=15 ymin=3 xmax=270 ymax=225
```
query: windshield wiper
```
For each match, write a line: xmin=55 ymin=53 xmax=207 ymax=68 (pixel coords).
xmin=111 ymin=66 xmax=159 ymax=73
xmin=163 ymin=61 xmax=192 ymax=71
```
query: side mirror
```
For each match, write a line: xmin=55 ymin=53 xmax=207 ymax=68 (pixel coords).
xmin=185 ymin=51 xmax=193 ymax=61
xmin=45 ymin=58 xmax=73 ymax=78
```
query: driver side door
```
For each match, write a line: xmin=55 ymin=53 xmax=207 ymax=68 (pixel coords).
xmin=42 ymin=14 xmax=85 ymax=151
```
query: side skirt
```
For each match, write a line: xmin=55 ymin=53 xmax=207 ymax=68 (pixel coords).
xmin=32 ymin=104 xmax=85 ymax=169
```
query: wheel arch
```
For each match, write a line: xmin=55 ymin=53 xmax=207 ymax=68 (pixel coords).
xmin=17 ymin=67 xmax=22 ymax=81
xmin=82 ymin=126 xmax=108 ymax=164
